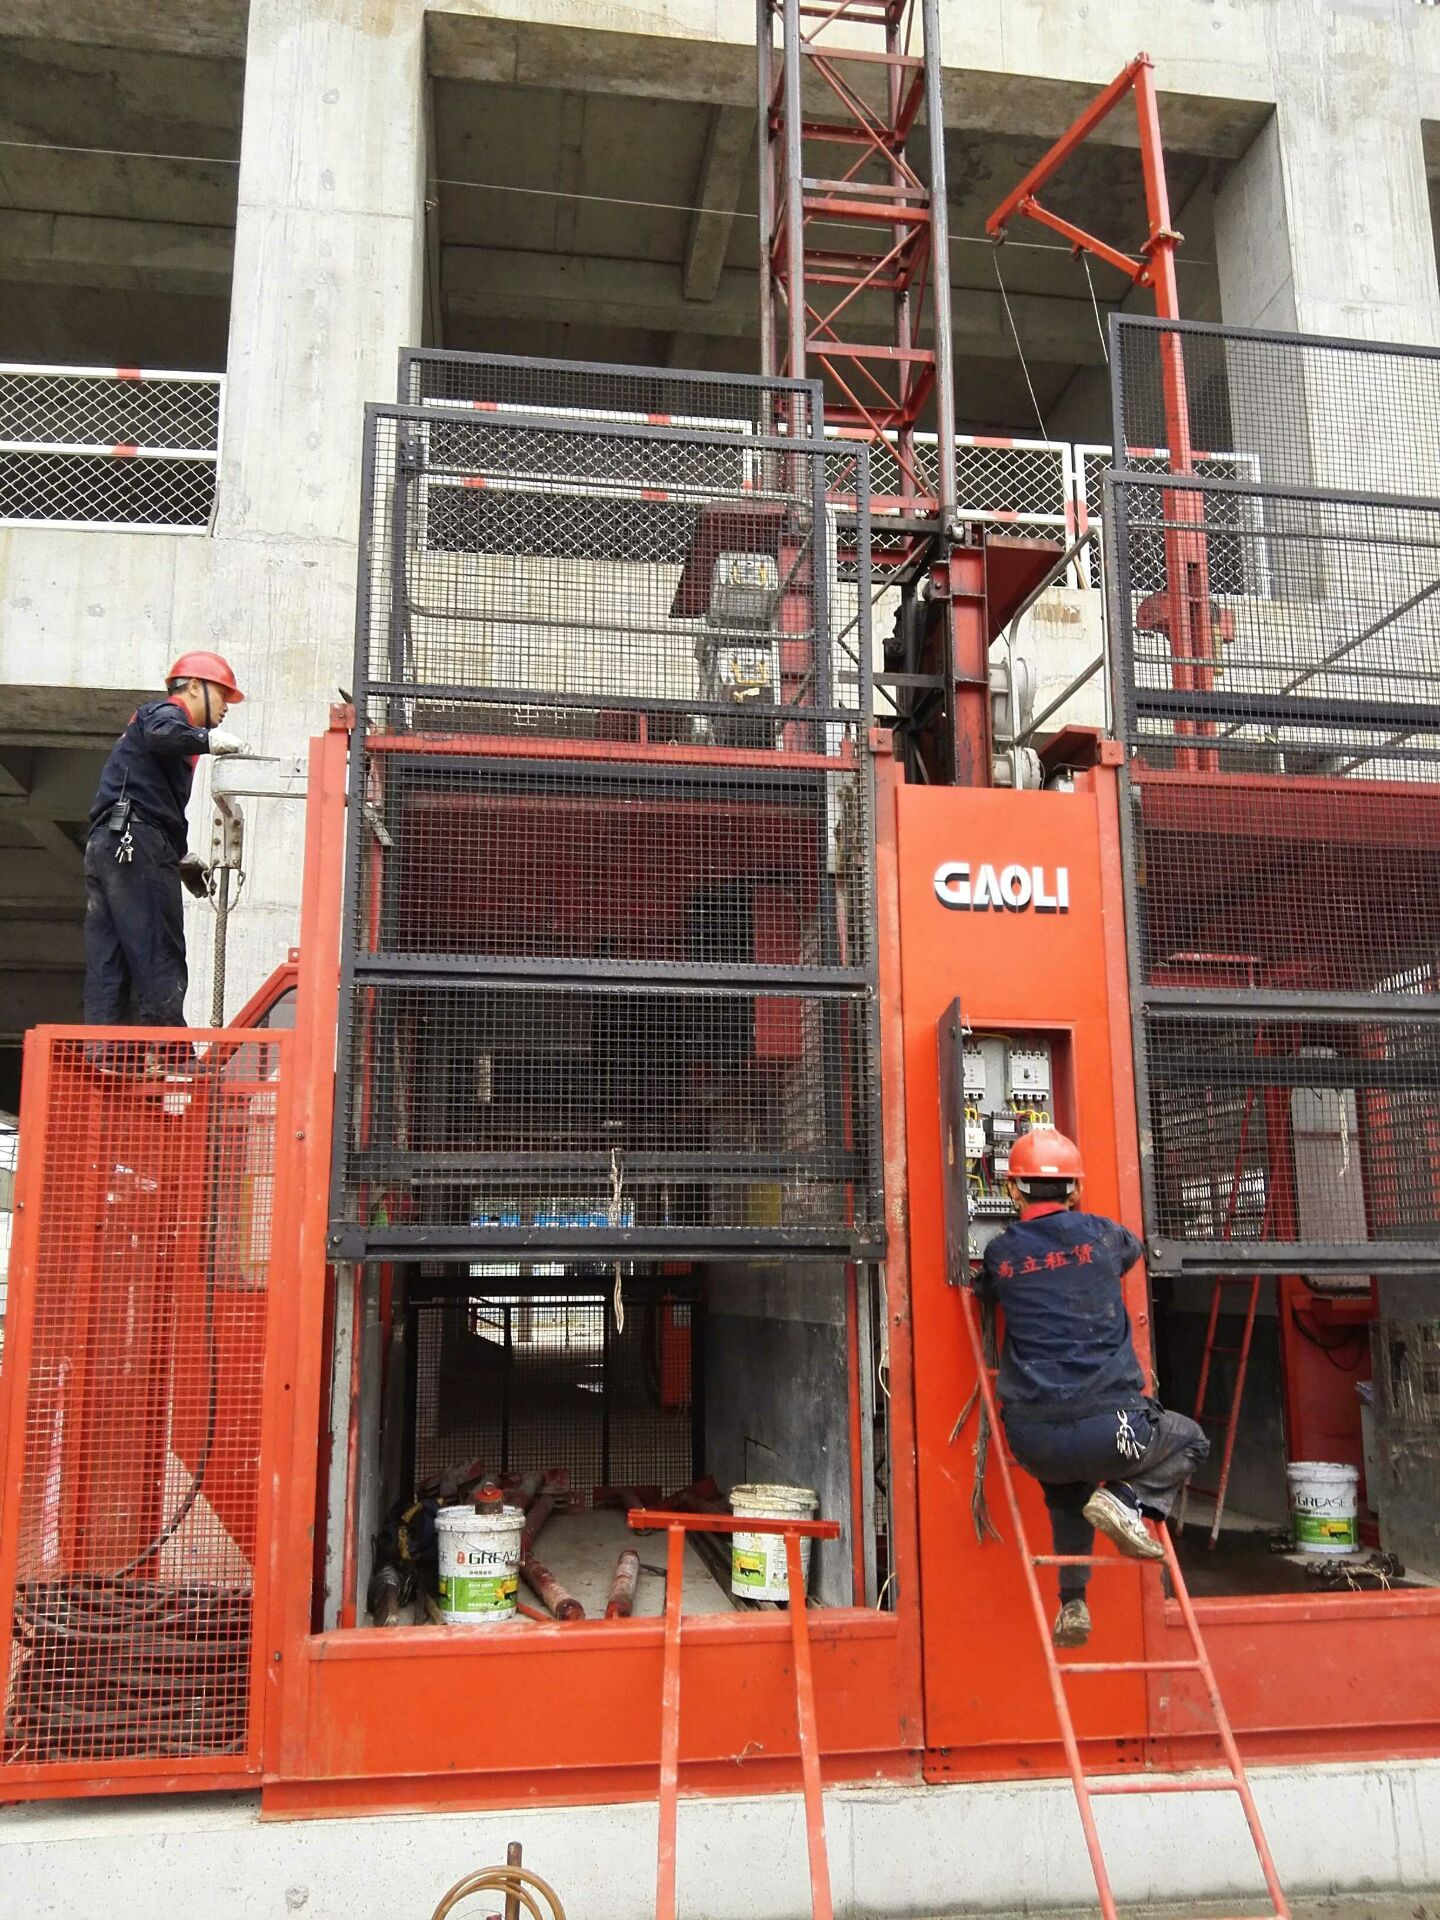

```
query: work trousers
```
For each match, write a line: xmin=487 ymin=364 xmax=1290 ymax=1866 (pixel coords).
xmin=83 ymin=815 xmax=188 ymax=1027
xmin=1004 ymin=1403 xmax=1210 ymax=1599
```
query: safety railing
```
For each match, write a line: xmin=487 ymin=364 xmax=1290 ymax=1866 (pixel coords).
xmin=825 ymin=430 xmax=1258 ymax=592
xmin=0 ymin=1029 xmax=287 ymax=1785
xmin=0 ymin=363 xmax=223 ymax=532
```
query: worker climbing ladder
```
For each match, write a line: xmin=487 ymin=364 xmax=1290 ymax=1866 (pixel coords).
xmin=955 ymin=1285 xmax=1290 ymax=1920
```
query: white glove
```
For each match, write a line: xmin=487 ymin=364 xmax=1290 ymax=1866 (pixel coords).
xmin=208 ymin=727 xmax=251 ymax=758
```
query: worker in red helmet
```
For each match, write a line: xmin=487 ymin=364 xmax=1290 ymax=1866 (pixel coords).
xmin=977 ymin=1126 xmax=1208 ymax=1650
xmin=84 ymin=652 xmax=250 ymax=1034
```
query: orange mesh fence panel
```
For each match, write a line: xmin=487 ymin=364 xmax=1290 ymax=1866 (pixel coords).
xmin=0 ymin=1030 xmax=288 ymax=1781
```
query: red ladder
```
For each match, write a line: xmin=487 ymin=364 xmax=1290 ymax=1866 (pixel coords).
xmin=628 ymin=1508 xmax=842 ymax=1920
xmin=958 ymin=1289 xmax=1289 ymax=1920
xmin=1178 ymin=1274 xmax=1264 ymax=1546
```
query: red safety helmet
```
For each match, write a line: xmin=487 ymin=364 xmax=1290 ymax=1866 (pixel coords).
xmin=167 ymin=650 xmax=245 ymax=703
xmin=1008 ymin=1126 xmax=1083 ymax=1185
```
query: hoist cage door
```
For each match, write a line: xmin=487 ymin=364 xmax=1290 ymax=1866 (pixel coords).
xmin=0 ymin=1030 xmax=290 ymax=1792
xmin=1107 ymin=315 xmax=1440 ymax=1275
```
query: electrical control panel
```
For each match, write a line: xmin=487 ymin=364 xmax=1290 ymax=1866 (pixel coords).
xmin=959 ymin=1032 xmax=1058 ymax=1262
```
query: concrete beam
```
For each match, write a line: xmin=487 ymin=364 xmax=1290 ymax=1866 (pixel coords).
xmin=0 ymin=3 xmax=247 ymax=59
xmin=0 ymin=210 xmax=233 ymax=297
xmin=683 ymin=106 xmax=751 ymax=302
xmin=0 ymin=848 xmax=84 ymax=908
xmin=20 ymin=816 xmax=84 ymax=875
xmin=0 ymin=969 xmax=83 ymax=1035
xmin=0 ymin=918 xmax=85 ymax=968
xmin=427 ymin=8 xmax=1272 ymax=158
xmin=0 ymin=748 xmax=105 ymax=821
xmin=444 ymin=246 xmax=1109 ymax=361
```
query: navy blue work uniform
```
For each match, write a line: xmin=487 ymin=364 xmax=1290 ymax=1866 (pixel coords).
xmin=84 ymin=698 xmax=213 ymax=1027
xmin=980 ymin=1203 xmax=1208 ymax=1597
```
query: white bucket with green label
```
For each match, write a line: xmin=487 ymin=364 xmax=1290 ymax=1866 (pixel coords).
xmin=435 ymin=1502 xmax=524 ymax=1623
xmin=730 ymin=1483 xmax=818 ymax=1601
xmin=1286 ymin=1460 xmax=1359 ymax=1555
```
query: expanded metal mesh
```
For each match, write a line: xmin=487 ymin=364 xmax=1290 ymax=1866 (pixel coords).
xmin=354 ymin=756 xmax=869 ymax=974
xmin=400 ymin=348 xmax=820 ymax=441
xmin=413 ymin=1292 xmax=697 ymax=1492
xmin=1081 ymin=446 xmax=1261 ymax=592
xmin=1114 ymin=317 xmax=1440 ymax=501
xmin=1141 ymin=1014 xmax=1440 ymax=1250
xmin=1 ymin=1033 xmax=282 ymax=1770
xmin=358 ymin=408 xmax=864 ymax=750
xmin=828 ymin=429 xmax=1070 ymax=532
xmin=1110 ymin=319 xmax=1440 ymax=1271
xmin=335 ymin=981 xmax=873 ymax=1242
xmin=0 ymin=366 xmax=221 ymax=530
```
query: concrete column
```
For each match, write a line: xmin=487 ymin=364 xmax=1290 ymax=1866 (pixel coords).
xmin=1216 ymin=5 xmax=1440 ymax=348
xmin=1213 ymin=8 xmax=1440 ymax=511
xmin=193 ymin=0 xmax=426 ymax=1017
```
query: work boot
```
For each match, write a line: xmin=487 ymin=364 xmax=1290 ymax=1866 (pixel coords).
xmin=1052 ymin=1597 xmax=1091 ymax=1648
xmin=1083 ymin=1486 xmax=1165 ymax=1561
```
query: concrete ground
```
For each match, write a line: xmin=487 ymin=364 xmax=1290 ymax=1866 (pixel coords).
xmin=3 ymin=1759 xmax=1440 ymax=1920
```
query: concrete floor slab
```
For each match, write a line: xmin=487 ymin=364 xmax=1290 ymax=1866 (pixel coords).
xmin=3 ymin=1760 xmax=1440 ymax=1920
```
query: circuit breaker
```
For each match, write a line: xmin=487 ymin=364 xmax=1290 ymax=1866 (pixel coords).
xmin=955 ymin=1032 xmax=1058 ymax=1261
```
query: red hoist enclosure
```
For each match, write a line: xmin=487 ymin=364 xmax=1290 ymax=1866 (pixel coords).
xmin=3 ymin=22 xmax=1440 ymax=1920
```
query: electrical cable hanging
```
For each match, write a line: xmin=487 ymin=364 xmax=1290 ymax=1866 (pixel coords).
xmin=1081 ymin=254 xmax=1110 ymax=365
xmin=992 ymin=248 xmax=1049 ymax=440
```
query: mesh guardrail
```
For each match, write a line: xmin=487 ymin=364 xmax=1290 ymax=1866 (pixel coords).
xmin=0 ymin=364 xmax=222 ymax=531
xmin=0 ymin=1032 xmax=284 ymax=1775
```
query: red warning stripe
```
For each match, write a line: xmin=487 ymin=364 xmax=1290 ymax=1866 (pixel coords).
xmin=462 ymin=475 xmax=488 ymax=489
xmin=116 ymin=367 xmax=143 ymax=382
xmin=112 ymin=442 xmax=139 ymax=458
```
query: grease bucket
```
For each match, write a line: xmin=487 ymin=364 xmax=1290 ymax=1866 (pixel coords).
xmin=1286 ymin=1460 xmax=1359 ymax=1555
xmin=730 ymin=1483 xmax=818 ymax=1601
xmin=435 ymin=1502 xmax=524 ymax=1623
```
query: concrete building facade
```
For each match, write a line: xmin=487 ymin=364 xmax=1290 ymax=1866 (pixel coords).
xmin=3 ymin=0 xmax=1440 ymax=1106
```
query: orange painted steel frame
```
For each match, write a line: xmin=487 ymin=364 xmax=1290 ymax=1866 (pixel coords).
xmin=988 ymin=53 xmax=1218 ymax=773
xmin=896 ymin=755 xmax=1440 ymax=1781
xmin=253 ymin=713 xmax=925 ymax=1815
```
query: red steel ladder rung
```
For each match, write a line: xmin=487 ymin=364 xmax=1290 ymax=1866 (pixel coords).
xmin=958 ymin=1287 xmax=1290 ymax=1920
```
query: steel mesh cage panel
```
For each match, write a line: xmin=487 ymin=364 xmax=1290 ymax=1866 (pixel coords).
xmin=1 ymin=1033 xmax=283 ymax=1771
xmin=1111 ymin=476 xmax=1440 ymax=782
xmin=357 ymin=407 xmax=866 ymax=751
xmin=335 ymin=981 xmax=876 ymax=1248
xmin=1114 ymin=316 xmax=1440 ymax=500
xmin=412 ymin=1292 xmax=697 ymax=1492
xmin=1082 ymin=447 xmax=1262 ymax=593
xmin=1141 ymin=1014 xmax=1440 ymax=1255
xmin=1109 ymin=319 xmax=1440 ymax=1273
xmin=353 ymin=756 xmax=870 ymax=976
xmin=399 ymin=348 xmax=821 ymax=440
xmin=334 ymin=374 xmax=880 ymax=1264
xmin=1130 ymin=767 xmax=1440 ymax=1001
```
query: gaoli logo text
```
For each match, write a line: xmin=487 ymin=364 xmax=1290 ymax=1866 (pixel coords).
xmin=932 ymin=861 xmax=1070 ymax=913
